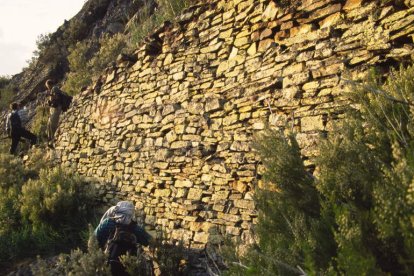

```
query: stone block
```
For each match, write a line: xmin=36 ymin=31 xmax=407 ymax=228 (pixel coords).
xmin=154 ymin=189 xmax=171 ymax=197
xmin=344 ymin=0 xmax=362 ymax=10
xmin=216 ymin=61 xmax=229 ymax=75
xmin=234 ymin=199 xmax=255 ymax=209
xmin=206 ymin=98 xmax=222 ymax=112
xmin=193 ymin=232 xmax=209 ymax=243
xmin=234 ymin=36 xmax=250 ymax=48
xmin=226 ymin=226 xmax=242 ymax=236
xmin=263 ymin=1 xmax=279 ymax=21
xmin=187 ymin=188 xmax=203 ymax=200
xmin=247 ymin=43 xmax=257 ymax=56
xmin=319 ymin=12 xmax=341 ymax=28
xmin=282 ymin=62 xmax=305 ymax=76
xmin=175 ymin=179 xmax=193 ymax=188
xmin=212 ymin=190 xmax=230 ymax=200
xmin=173 ymin=72 xmax=186 ymax=81
xmin=301 ymin=115 xmax=325 ymax=132
xmin=170 ymin=141 xmax=190 ymax=149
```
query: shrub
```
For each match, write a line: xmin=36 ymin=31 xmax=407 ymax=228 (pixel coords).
xmin=0 ymin=144 xmax=98 ymax=270
xmin=120 ymin=251 xmax=154 ymax=276
xmin=64 ymin=33 xmax=128 ymax=95
xmin=30 ymin=105 xmax=49 ymax=143
xmin=0 ymin=165 xmax=98 ymax=269
xmin=0 ymin=75 xmax=10 ymax=88
xmin=24 ymin=147 xmax=52 ymax=178
xmin=0 ymin=153 xmax=27 ymax=190
xmin=0 ymin=186 xmax=21 ymax=235
xmin=0 ymin=224 xmax=61 ymax=268
xmin=0 ymin=75 xmax=14 ymax=109
xmin=127 ymin=0 xmax=190 ymax=47
xmin=63 ymin=20 xmax=89 ymax=47
xmin=31 ymin=227 xmax=111 ymax=276
xmin=63 ymin=41 xmax=94 ymax=95
xmin=30 ymin=229 xmax=189 ymax=276
xmin=226 ymin=130 xmax=332 ymax=276
xmin=20 ymin=167 xmax=96 ymax=232
xmin=89 ymin=33 xmax=128 ymax=73
xmin=227 ymin=65 xmax=414 ymax=275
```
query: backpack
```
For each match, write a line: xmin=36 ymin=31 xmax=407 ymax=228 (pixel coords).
xmin=9 ymin=112 xmax=21 ymax=133
xmin=104 ymin=222 xmax=137 ymax=262
xmin=58 ymin=90 xmax=73 ymax=112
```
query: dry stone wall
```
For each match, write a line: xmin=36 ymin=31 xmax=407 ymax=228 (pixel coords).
xmin=55 ymin=0 xmax=414 ymax=247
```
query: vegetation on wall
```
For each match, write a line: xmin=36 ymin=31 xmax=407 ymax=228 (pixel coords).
xmin=225 ymin=65 xmax=414 ymax=275
xmin=63 ymin=0 xmax=191 ymax=95
xmin=127 ymin=0 xmax=190 ymax=45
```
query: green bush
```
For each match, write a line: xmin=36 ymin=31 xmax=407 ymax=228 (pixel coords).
xmin=31 ymin=227 xmax=111 ymax=276
xmin=64 ymin=33 xmax=127 ymax=95
xmin=63 ymin=41 xmax=94 ymax=95
xmin=127 ymin=0 xmax=190 ymax=47
xmin=0 ymin=224 xmax=62 ymax=264
xmin=24 ymin=147 xmax=52 ymax=176
xmin=0 ymin=186 xmax=21 ymax=235
xmin=20 ymin=167 xmax=96 ymax=231
xmin=0 ymin=120 xmax=95 ymax=271
xmin=90 ymin=33 xmax=128 ymax=73
xmin=30 ymin=230 xmax=188 ymax=276
xmin=0 ymin=160 xmax=98 ymax=270
xmin=0 ymin=75 xmax=14 ymax=109
xmin=0 ymin=75 xmax=10 ymax=88
xmin=227 ymin=66 xmax=414 ymax=275
xmin=0 ymin=153 xmax=27 ymax=189
xmin=30 ymin=105 xmax=49 ymax=143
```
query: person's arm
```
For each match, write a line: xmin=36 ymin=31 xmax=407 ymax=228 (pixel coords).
xmin=94 ymin=218 xmax=116 ymax=248
xmin=133 ymin=224 xmax=152 ymax=246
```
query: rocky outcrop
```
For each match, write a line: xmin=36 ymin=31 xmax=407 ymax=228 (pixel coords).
xmin=54 ymin=0 xmax=414 ymax=247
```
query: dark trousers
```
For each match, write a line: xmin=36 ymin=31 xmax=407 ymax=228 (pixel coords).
xmin=110 ymin=260 xmax=129 ymax=276
xmin=10 ymin=128 xmax=37 ymax=155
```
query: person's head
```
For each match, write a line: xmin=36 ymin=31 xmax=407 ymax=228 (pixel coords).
xmin=45 ymin=79 xmax=55 ymax=91
xmin=10 ymin=102 xmax=18 ymax=111
xmin=111 ymin=201 xmax=136 ymax=225
xmin=17 ymin=101 xmax=24 ymax=109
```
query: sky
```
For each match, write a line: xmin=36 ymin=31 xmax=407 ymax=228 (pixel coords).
xmin=0 ymin=0 xmax=86 ymax=76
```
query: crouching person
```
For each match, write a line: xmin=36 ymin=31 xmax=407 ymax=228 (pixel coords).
xmin=94 ymin=201 xmax=152 ymax=276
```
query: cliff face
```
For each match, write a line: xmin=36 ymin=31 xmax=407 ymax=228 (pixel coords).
xmin=53 ymin=0 xmax=414 ymax=247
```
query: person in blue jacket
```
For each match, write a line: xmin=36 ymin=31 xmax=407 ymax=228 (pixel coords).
xmin=94 ymin=201 xmax=151 ymax=275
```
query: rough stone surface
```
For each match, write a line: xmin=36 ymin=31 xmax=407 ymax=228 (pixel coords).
xmin=54 ymin=0 xmax=414 ymax=247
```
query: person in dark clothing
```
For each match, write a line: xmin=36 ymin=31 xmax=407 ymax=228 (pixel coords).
xmin=5 ymin=102 xmax=37 ymax=155
xmin=94 ymin=201 xmax=152 ymax=276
